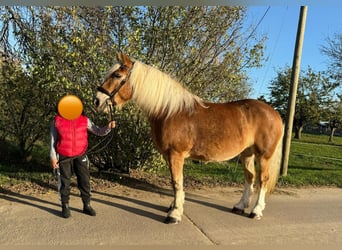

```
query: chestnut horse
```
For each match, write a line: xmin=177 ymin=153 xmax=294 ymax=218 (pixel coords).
xmin=94 ymin=53 xmax=284 ymax=224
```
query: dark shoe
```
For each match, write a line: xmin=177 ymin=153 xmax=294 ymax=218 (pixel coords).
xmin=83 ymin=203 xmax=96 ymax=216
xmin=62 ymin=203 xmax=71 ymax=218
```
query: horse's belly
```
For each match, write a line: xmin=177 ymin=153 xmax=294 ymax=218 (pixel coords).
xmin=189 ymin=144 xmax=243 ymax=162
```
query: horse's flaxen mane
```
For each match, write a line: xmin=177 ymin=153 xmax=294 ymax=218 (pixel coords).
xmin=129 ymin=61 xmax=204 ymax=119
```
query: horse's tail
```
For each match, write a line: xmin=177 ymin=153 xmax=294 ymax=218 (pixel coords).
xmin=266 ymin=127 xmax=284 ymax=194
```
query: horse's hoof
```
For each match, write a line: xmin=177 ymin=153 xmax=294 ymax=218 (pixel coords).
xmin=249 ymin=212 xmax=262 ymax=220
xmin=249 ymin=212 xmax=256 ymax=218
xmin=232 ymin=207 xmax=245 ymax=214
xmin=164 ymin=216 xmax=179 ymax=224
xmin=166 ymin=205 xmax=172 ymax=213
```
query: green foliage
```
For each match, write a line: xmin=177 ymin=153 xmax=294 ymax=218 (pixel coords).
xmin=88 ymin=104 xmax=166 ymax=172
xmin=126 ymin=6 xmax=262 ymax=101
xmin=0 ymin=59 xmax=54 ymax=160
xmin=0 ymin=6 xmax=266 ymax=168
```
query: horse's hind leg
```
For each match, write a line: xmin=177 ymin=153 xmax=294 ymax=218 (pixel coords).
xmin=233 ymin=154 xmax=255 ymax=214
xmin=164 ymin=151 xmax=185 ymax=224
xmin=250 ymin=156 xmax=270 ymax=220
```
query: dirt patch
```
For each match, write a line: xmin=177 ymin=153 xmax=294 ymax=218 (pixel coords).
xmin=0 ymin=169 xmax=170 ymax=196
xmin=0 ymin=168 xmax=331 ymax=198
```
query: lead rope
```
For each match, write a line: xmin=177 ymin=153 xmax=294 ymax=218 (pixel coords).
xmin=86 ymin=104 xmax=115 ymax=155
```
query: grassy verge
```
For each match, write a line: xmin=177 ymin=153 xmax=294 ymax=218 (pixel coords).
xmin=279 ymin=134 xmax=342 ymax=187
xmin=172 ymin=133 xmax=342 ymax=188
xmin=0 ymin=133 xmax=341 ymax=191
xmin=0 ymin=140 xmax=54 ymax=192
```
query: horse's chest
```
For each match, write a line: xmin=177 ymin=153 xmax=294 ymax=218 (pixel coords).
xmin=151 ymin=120 xmax=195 ymax=151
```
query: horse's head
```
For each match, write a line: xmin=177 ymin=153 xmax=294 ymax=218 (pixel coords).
xmin=94 ymin=52 xmax=134 ymax=113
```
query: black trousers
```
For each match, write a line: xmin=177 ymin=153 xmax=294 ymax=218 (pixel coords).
xmin=58 ymin=154 xmax=91 ymax=205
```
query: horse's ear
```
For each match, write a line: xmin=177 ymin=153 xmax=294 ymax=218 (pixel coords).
xmin=121 ymin=53 xmax=131 ymax=64
xmin=116 ymin=52 xmax=123 ymax=63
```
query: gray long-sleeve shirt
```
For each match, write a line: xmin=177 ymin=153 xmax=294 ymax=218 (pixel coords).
xmin=50 ymin=118 xmax=112 ymax=160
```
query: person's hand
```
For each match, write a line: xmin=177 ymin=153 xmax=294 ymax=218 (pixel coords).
xmin=51 ymin=158 xmax=59 ymax=169
xmin=108 ymin=120 xmax=116 ymax=129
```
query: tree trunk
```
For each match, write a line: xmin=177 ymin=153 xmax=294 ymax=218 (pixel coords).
xmin=294 ymin=126 xmax=303 ymax=139
xmin=328 ymin=127 xmax=336 ymax=143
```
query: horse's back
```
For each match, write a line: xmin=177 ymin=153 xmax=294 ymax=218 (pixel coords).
xmin=192 ymin=99 xmax=283 ymax=160
xmin=201 ymin=99 xmax=282 ymax=130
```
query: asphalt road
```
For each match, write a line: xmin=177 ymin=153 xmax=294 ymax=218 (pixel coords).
xmin=0 ymin=183 xmax=341 ymax=248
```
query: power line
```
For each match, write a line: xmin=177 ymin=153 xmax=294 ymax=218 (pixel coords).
xmin=239 ymin=6 xmax=270 ymax=74
xmin=241 ymin=6 xmax=270 ymax=49
xmin=257 ymin=6 xmax=289 ymax=97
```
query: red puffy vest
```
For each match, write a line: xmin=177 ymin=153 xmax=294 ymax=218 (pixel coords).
xmin=55 ymin=115 xmax=88 ymax=157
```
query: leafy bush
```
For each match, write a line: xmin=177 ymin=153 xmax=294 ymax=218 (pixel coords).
xmin=87 ymin=104 xmax=166 ymax=173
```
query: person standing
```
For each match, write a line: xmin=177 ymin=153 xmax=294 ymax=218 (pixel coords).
xmin=50 ymin=95 xmax=115 ymax=218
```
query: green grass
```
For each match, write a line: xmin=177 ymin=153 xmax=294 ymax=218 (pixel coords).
xmin=183 ymin=159 xmax=245 ymax=185
xmin=279 ymin=136 xmax=342 ymax=187
xmin=294 ymin=132 xmax=342 ymax=146
xmin=0 ymin=164 xmax=52 ymax=186
xmin=0 ymin=140 xmax=53 ymax=189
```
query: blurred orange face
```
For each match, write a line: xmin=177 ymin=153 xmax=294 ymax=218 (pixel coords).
xmin=58 ymin=95 xmax=83 ymax=120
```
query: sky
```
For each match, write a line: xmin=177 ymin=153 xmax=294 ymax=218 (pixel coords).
xmin=245 ymin=6 xmax=342 ymax=99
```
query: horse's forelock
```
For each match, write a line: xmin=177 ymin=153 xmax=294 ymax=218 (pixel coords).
xmin=104 ymin=63 xmax=121 ymax=81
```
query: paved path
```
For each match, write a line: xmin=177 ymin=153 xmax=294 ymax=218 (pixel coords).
xmin=0 ymin=183 xmax=341 ymax=247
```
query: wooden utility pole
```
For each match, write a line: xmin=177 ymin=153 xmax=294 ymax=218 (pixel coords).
xmin=281 ymin=6 xmax=308 ymax=176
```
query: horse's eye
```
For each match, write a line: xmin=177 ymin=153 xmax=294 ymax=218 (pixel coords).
xmin=111 ymin=72 xmax=121 ymax=78
xmin=120 ymin=65 xmax=128 ymax=71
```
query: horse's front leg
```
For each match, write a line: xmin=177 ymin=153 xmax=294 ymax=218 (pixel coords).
xmin=164 ymin=151 xmax=185 ymax=224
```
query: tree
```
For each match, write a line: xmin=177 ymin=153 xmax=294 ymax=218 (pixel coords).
xmin=0 ymin=6 xmax=118 ymax=162
xmin=321 ymin=33 xmax=342 ymax=142
xmin=322 ymin=95 xmax=342 ymax=143
xmin=0 ymin=54 xmax=53 ymax=161
xmin=0 ymin=6 xmax=266 ymax=168
xmin=321 ymin=33 xmax=342 ymax=85
xmin=126 ymin=6 xmax=265 ymax=102
xmin=268 ymin=66 xmax=338 ymax=139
